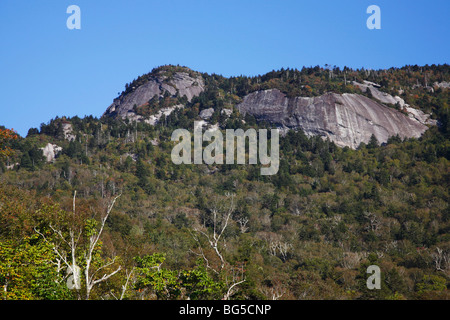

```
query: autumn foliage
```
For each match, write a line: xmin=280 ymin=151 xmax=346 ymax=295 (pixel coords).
xmin=0 ymin=128 xmax=18 ymax=158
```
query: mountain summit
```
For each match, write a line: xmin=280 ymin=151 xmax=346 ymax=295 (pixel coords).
xmin=103 ymin=66 xmax=205 ymax=120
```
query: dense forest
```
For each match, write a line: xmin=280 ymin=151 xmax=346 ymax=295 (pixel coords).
xmin=0 ymin=64 xmax=449 ymax=300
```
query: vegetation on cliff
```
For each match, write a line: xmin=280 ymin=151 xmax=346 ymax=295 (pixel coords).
xmin=0 ymin=64 xmax=449 ymax=300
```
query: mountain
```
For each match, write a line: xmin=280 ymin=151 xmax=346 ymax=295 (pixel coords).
xmin=102 ymin=65 xmax=439 ymax=149
xmin=1 ymin=64 xmax=449 ymax=301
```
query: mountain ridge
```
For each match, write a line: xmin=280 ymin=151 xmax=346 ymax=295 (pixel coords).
xmin=102 ymin=64 xmax=443 ymax=149
xmin=1 ymin=64 xmax=449 ymax=301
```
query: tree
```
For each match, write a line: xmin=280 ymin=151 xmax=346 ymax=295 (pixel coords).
xmin=0 ymin=128 xmax=18 ymax=159
xmin=367 ymin=134 xmax=379 ymax=149
xmin=34 ymin=191 xmax=122 ymax=299
xmin=190 ymin=193 xmax=246 ymax=300
xmin=431 ymin=247 xmax=450 ymax=277
xmin=133 ymin=253 xmax=222 ymax=300
xmin=83 ymin=194 xmax=122 ymax=299
xmin=0 ymin=235 xmax=72 ymax=300
xmin=191 ymin=193 xmax=235 ymax=274
xmin=134 ymin=253 xmax=181 ymax=299
xmin=180 ymin=263 xmax=222 ymax=300
xmin=26 ymin=128 xmax=39 ymax=137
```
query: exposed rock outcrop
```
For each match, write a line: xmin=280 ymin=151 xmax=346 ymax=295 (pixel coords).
xmin=353 ymin=81 xmax=405 ymax=107
xmin=40 ymin=143 xmax=62 ymax=162
xmin=199 ymin=108 xmax=215 ymax=120
xmin=237 ymin=89 xmax=431 ymax=149
xmin=102 ymin=67 xmax=436 ymax=150
xmin=61 ymin=122 xmax=76 ymax=141
xmin=103 ymin=71 xmax=205 ymax=119
xmin=353 ymin=81 xmax=436 ymax=126
xmin=433 ymin=81 xmax=450 ymax=89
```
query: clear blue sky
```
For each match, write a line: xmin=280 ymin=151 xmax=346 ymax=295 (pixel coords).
xmin=0 ymin=0 xmax=449 ymax=136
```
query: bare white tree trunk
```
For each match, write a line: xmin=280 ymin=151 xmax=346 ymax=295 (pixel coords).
xmin=35 ymin=191 xmax=122 ymax=300
xmin=35 ymin=191 xmax=82 ymax=293
xmin=191 ymin=193 xmax=235 ymax=274
xmin=84 ymin=193 xmax=122 ymax=300
xmin=190 ymin=193 xmax=246 ymax=300
xmin=119 ymin=268 xmax=135 ymax=300
xmin=432 ymin=247 xmax=450 ymax=276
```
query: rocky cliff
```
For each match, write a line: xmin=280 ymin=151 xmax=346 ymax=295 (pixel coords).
xmin=103 ymin=70 xmax=205 ymax=119
xmin=352 ymin=81 xmax=436 ymax=126
xmin=236 ymin=89 xmax=430 ymax=148
xmin=102 ymin=66 xmax=435 ymax=149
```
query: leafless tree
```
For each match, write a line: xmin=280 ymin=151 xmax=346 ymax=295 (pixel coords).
xmin=268 ymin=240 xmax=292 ymax=262
xmin=222 ymin=262 xmax=246 ymax=300
xmin=119 ymin=268 xmax=135 ymax=300
xmin=340 ymin=251 xmax=366 ymax=269
xmin=432 ymin=247 xmax=450 ymax=276
xmin=191 ymin=193 xmax=235 ymax=274
xmin=35 ymin=191 xmax=122 ymax=299
xmin=364 ymin=211 xmax=381 ymax=234
xmin=35 ymin=191 xmax=83 ymax=292
xmin=190 ymin=193 xmax=246 ymax=299
xmin=262 ymin=233 xmax=292 ymax=262
xmin=84 ymin=193 xmax=122 ymax=299
xmin=260 ymin=279 xmax=286 ymax=300
xmin=237 ymin=217 xmax=249 ymax=233
xmin=109 ymin=267 xmax=135 ymax=300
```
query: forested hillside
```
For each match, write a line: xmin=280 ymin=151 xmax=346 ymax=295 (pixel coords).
xmin=0 ymin=64 xmax=449 ymax=300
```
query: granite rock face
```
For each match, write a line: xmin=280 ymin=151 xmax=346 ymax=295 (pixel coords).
xmin=102 ymin=67 xmax=434 ymax=149
xmin=352 ymin=81 xmax=436 ymax=126
xmin=433 ymin=81 xmax=450 ymax=89
xmin=353 ymin=81 xmax=405 ymax=106
xmin=103 ymin=71 xmax=205 ymax=119
xmin=237 ymin=89 xmax=430 ymax=149
xmin=40 ymin=143 xmax=62 ymax=162
xmin=199 ymin=107 xmax=215 ymax=120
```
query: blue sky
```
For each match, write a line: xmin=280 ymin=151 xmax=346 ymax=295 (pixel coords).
xmin=0 ymin=0 xmax=449 ymax=136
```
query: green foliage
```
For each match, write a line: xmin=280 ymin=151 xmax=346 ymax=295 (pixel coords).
xmin=0 ymin=235 xmax=72 ymax=300
xmin=0 ymin=64 xmax=449 ymax=300
xmin=134 ymin=253 xmax=181 ymax=299
xmin=179 ymin=264 xmax=223 ymax=300
xmin=133 ymin=253 xmax=222 ymax=300
xmin=416 ymin=275 xmax=447 ymax=294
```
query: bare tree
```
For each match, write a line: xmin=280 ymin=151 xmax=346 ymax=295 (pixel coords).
xmin=222 ymin=262 xmax=246 ymax=300
xmin=119 ymin=268 xmax=135 ymax=300
xmin=262 ymin=233 xmax=292 ymax=262
xmin=268 ymin=240 xmax=292 ymax=262
xmin=109 ymin=267 xmax=135 ymax=300
xmin=432 ymin=247 xmax=450 ymax=276
xmin=340 ymin=251 xmax=367 ymax=269
xmin=35 ymin=191 xmax=83 ymax=292
xmin=191 ymin=193 xmax=235 ymax=274
xmin=364 ymin=211 xmax=382 ymax=234
xmin=84 ymin=193 xmax=122 ymax=299
xmin=237 ymin=216 xmax=249 ymax=234
xmin=190 ymin=193 xmax=246 ymax=299
xmin=260 ymin=279 xmax=287 ymax=300
xmin=35 ymin=191 xmax=122 ymax=299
